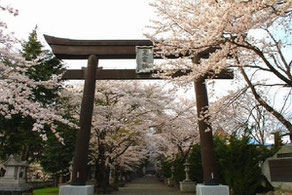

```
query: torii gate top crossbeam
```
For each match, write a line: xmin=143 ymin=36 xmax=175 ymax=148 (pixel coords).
xmin=44 ymin=35 xmax=154 ymax=59
xmin=44 ymin=35 xmax=211 ymax=60
xmin=45 ymin=35 xmax=233 ymax=80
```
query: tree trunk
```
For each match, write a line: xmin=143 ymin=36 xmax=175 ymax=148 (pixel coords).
xmin=118 ymin=169 xmax=126 ymax=187
xmin=21 ymin=145 xmax=29 ymax=161
xmin=113 ymin=166 xmax=120 ymax=185
xmin=59 ymin=170 xmax=63 ymax=184
xmin=96 ymin=140 xmax=111 ymax=193
xmin=54 ymin=175 xmax=59 ymax=187
xmin=96 ymin=165 xmax=110 ymax=193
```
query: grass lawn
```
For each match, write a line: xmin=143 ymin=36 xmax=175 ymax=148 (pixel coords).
xmin=33 ymin=187 xmax=59 ymax=195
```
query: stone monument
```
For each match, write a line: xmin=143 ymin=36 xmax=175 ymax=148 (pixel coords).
xmin=0 ymin=155 xmax=31 ymax=194
xmin=167 ymin=166 xmax=175 ymax=187
xmin=180 ymin=161 xmax=196 ymax=192
xmin=262 ymin=144 xmax=292 ymax=194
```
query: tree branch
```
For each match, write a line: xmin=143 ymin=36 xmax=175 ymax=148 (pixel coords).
xmin=230 ymin=40 xmax=292 ymax=86
xmin=264 ymin=28 xmax=291 ymax=78
xmin=239 ymin=66 xmax=292 ymax=134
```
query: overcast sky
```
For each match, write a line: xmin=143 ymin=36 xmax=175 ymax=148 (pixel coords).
xmin=2 ymin=0 xmax=158 ymax=69
xmin=3 ymin=0 xmax=155 ymax=40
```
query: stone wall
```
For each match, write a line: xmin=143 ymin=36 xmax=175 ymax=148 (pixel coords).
xmin=257 ymin=191 xmax=292 ymax=195
xmin=28 ymin=180 xmax=54 ymax=189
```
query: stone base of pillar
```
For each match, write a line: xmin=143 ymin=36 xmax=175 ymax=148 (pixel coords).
xmin=196 ymin=184 xmax=229 ymax=195
xmin=167 ymin=178 xmax=175 ymax=187
xmin=59 ymin=185 xmax=94 ymax=195
xmin=179 ymin=181 xmax=196 ymax=192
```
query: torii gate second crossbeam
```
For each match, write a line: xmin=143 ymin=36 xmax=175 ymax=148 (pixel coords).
xmin=44 ymin=35 xmax=233 ymax=186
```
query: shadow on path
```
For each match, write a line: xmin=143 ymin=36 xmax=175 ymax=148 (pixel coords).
xmin=105 ymin=176 xmax=191 ymax=195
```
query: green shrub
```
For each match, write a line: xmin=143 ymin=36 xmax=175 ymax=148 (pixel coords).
xmin=172 ymin=158 xmax=185 ymax=183
xmin=216 ymin=133 xmax=274 ymax=195
xmin=160 ymin=132 xmax=274 ymax=195
xmin=186 ymin=133 xmax=274 ymax=195
xmin=188 ymin=144 xmax=203 ymax=183
xmin=160 ymin=154 xmax=187 ymax=183
xmin=161 ymin=160 xmax=172 ymax=178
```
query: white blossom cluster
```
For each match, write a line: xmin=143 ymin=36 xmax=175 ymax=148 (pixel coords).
xmin=87 ymin=81 xmax=176 ymax=169
xmin=147 ymin=0 xmax=291 ymax=82
xmin=0 ymin=3 xmax=75 ymax=142
xmin=147 ymin=98 xmax=199 ymax=165
xmin=67 ymin=80 xmax=194 ymax=171
xmin=147 ymin=0 xmax=292 ymax=136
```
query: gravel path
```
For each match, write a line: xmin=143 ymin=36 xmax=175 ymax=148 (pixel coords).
xmin=105 ymin=176 xmax=193 ymax=195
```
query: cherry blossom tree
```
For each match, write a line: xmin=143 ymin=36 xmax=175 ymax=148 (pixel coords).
xmin=80 ymin=80 xmax=199 ymax=190
xmin=110 ymin=143 xmax=149 ymax=186
xmin=0 ymin=3 xmax=74 ymax=143
xmin=147 ymin=98 xmax=199 ymax=172
xmin=146 ymin=0 xmax=292 ymax=136
xmin=210 ymin=90 xmax=284 ymax=144
xmin=66 ymin=81 xmax=175 ymax=192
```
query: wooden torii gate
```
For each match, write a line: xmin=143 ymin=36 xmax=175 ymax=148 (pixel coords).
xmin=44 ymin=35 xmax=233 ymax=186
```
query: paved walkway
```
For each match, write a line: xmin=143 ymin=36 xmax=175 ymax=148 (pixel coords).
xmin=106 ymin=176 xmax=193 ymax=195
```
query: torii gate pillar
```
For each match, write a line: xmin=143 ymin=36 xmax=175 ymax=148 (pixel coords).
xmin=193 ymin=56 xmax=218 ymax=185
xmin=71 ymin=55 xmax=98 ymax=185
xmin=193 ymin=56 xmax=230 ymax=195
xmin=59 ymin=55 xmax=97 ymax=195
